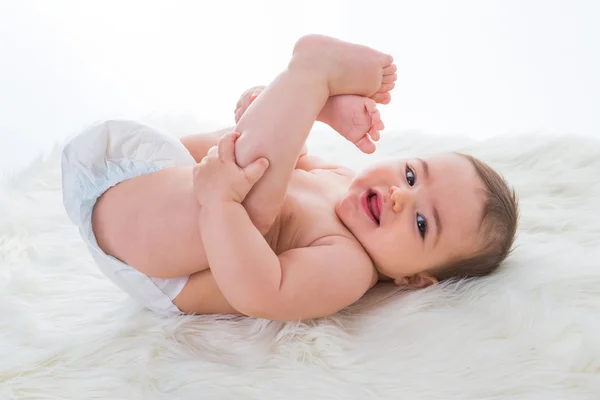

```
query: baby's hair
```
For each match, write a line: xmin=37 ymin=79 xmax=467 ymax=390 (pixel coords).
xmin=433 ymin=154 xmax=519 ymax=281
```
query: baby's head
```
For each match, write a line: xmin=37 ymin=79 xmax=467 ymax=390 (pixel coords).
xmin=336 ymin=152 xmax=518 ymax=287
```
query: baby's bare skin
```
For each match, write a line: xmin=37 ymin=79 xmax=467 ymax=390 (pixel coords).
xmin=179 ymin=158 xmax=370 ymax=316
xmin=92 ymin=28 xmax=485 ymax=320
xmin=91 ymin=35 xmax=487 ymax=321
xmin=93 ymin=95 xmax=380 ymax=316
xmin=93 ymin=103 xmax=485 ymax=321
xmin=93 ymin=32 xmax=490 ymax=320
xmin=93 ymin=91 xmax=383 ymax=274
xmin=94 ymin=34 xmax=401 ymax=320
xmin=92 ymin=35 xmax=484 ymax=320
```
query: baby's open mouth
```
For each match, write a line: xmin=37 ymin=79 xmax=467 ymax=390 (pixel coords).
xmin=366 ymin=190 xmax=381 ymax=226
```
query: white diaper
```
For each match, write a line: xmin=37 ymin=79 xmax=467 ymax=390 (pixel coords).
xmin=61 ymin=120 xmax=195 ymax=316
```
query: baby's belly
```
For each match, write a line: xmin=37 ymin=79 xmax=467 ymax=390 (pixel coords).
xmin=92 ymin=166 xmax=210 ymax=278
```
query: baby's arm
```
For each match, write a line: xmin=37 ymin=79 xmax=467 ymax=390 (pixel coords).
xmin=193 ymin=132 xmax=375 ymax=320
xmin=201 ymin=202 xmax=374 ymax=320
xmin=180 ymin=127 xmax=234 ymax=163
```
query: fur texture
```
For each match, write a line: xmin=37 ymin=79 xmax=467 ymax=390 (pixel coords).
xmin=1 ymin=120 xmax=599 ymax=399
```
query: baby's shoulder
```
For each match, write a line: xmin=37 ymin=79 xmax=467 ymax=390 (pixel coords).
xmin=309 ymin=235 xmax=378 ymax=287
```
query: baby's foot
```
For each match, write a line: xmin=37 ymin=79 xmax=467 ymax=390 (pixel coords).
xmin=234 ymin=86 xmax=264 ymax=123
xmin=236 ymin=87 xmax=384 ymax=154
xmin=319 ymin=95 xmax=384 ymax=154
xmin=291 ymin=34 xmax=397 ymax=103
xmin=370 ymin=64 xmax=397 ymax=105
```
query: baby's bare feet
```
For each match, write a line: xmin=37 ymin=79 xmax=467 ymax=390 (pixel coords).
xmin=370 ymin=64 xmax=397 ymax=105
xmin=291 ymin=35 xmax=397 ymax=103
xmin=320 ymin=95 xmax=384 ymax=154
xmin=234 ymin=88 xmax=383 ymax=153
xmin=235 ymin=86 xmax=264 ymax=124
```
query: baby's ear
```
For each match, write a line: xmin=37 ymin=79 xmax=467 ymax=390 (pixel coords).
xmin=394 ymin=274 xmax=438 ymax=289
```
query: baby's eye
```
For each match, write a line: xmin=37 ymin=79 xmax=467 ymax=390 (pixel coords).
xmin=405 ymin=165 xmax=416 ymax=186
xmin=417 ymin=214 xmax=427 ymax=239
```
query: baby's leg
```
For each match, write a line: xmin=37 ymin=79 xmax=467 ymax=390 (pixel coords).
xmin=233 ymin=35 xmax=396 ymax=234
xmin=173 ymin=269 xmax=239 ymax=315
xmin=237 ymin=87 xmax=388 ymax=155
xmin=180 ymin=127 xmax=308 ymax=166
xmin=180 ymin=127 xmax=234 ymax=162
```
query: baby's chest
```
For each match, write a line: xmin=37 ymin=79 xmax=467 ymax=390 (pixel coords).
xmin=275 ymin=170 xmax=351 ymax=251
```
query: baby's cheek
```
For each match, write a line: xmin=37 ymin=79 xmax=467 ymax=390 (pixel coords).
xmin=356 ymin=168 xmax=386 ymax=186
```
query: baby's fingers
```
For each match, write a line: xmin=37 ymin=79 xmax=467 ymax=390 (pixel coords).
xmin=243 ymin=157 xmax=270 ymax=186
xmin=217 ymin=132 xmax=241 ymax=162
xmin=207 ymin=145 xmax=218 ymax=159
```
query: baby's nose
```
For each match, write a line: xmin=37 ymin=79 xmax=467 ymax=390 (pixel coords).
xmin=389 ymin=186 xmax=412 ymax=213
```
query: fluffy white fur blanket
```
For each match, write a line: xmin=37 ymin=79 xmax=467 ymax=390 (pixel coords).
xmin=1 ymin=119 xmax=599 ymax=399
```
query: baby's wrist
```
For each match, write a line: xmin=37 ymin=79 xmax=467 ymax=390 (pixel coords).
xmin=198 ymin=198 xmax=242 ymax=218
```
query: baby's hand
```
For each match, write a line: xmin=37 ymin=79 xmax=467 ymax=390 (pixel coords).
xmin=235 ymin=86 xmax=265 ymax=123
xmin=192 ymin=132 xmax=269 ymax=206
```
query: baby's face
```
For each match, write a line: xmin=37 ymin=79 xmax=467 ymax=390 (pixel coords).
xmin=336 ymin=153 xmax=485 ymax=284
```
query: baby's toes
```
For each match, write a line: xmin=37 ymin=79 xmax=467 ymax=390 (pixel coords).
xmin=370 ymin=92 xmax=391 ymax=104
xmin=365 ymin=99 xmax=384 ymax=132
xmin=378 ymin=64 xmax=397 ymax=97
xmin=371 ymin=111 xmax=384 ymax=132
xmin=382 ymin=73 xmax=397 ymax=84
xmin=354 ymin=135 xmax=376 ymax=154
xmin=383 ymin=64 xmax=397 ymax=77
xmin=369 ymin=126 xmax=380 ymax=142
xmin=378 ymin=82 xmax=395 ymax=92
xmin=364 ymin=98 xmax=377 ymax=114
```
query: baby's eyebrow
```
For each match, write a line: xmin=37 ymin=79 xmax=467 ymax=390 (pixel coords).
xmin=433 ymin=207 xmax=442 ymax=247
xmin=417 ymin=158 xmax=429 ymax=180
xmin=417 ymin=158 xmax=442 ymax=246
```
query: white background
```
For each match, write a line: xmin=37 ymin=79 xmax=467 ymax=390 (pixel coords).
xmin=1 ymin=0 xmax=599 ymax=175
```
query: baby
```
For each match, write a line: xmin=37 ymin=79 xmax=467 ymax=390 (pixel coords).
xmin=61 ymin=35 xmax=518 ymax=321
